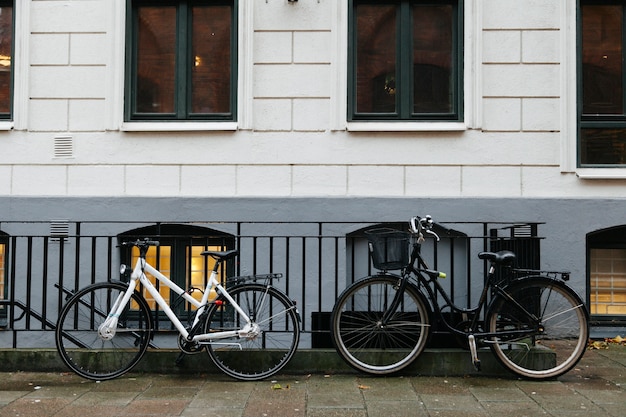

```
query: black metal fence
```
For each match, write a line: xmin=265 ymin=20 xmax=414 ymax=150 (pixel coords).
xmin=0 ymin=220 xmax=542 ymax=349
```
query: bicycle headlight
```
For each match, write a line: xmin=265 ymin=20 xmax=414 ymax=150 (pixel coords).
xmin=120 ymin=264 xmax=128 ymax=275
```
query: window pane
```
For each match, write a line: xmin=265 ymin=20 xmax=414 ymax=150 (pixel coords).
xmin=413 ymin=5 xmax=453 ymax=114
xmin=136 ymin=7 xmax=176 ymax=114
xmin=580 ymin=128 xmax=626 ymax=165
xmin=590 ymin=248 xmax=626 ymax=315
xmin=0 ymin=243 xmax=4 ymax=310
xmin=131 ymin=246 xmax=172 ymax=310
xmin=187 ymin=245 xmax=224 ymax=305
xmin=191 ymin=6 xmax=231 ymax=114
xmin=0 ymin=6 xmax=12 ymax=114
xmin=355 ymin=4 xmax=397 ymax=114
xmin=582 ymin=5 xmax=623 ymax=115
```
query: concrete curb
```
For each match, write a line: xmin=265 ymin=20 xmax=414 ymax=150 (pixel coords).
xmin=0 ymin=348 xmax=511 ymax=377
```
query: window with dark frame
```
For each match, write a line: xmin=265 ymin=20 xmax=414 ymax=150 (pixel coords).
xmin=125 ymin=0 xmax=236 ymax=122
xmin=587 ymin=227 xmax=626 ymax=324
xmin=580 ymin=1 xmax=626 ymax=166
xmin=0 ymin=234 xmax=7 ymax=326
xmin=348 ymin=0 xmax=463 ymax=122
xmin=0 ymin=2 xmax=13 ymax=120
xmin=118 ymin=225 xmax=235 ymax=322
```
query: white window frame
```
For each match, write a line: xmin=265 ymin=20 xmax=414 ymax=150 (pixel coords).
xmin=108 ymin=0 xmax=252 ymax=132
xmin=331 ymin=0 xmax=480 ymax=133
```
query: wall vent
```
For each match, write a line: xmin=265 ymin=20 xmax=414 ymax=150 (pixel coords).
xmin=54 ymin=135 xmax=73 ymax=158
xmin=50 ymin=220 xmax=70 ymax=242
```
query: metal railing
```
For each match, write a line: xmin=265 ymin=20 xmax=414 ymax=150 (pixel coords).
xmin=0 ymin=219 xmax=542 ymax=348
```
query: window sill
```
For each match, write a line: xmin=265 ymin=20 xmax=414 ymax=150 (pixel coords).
xmin=576 ymin=168 xmax=626 ymax=179
xmin=121 ymin=122 xmax=238 ymax=132
xmin=0 ymin=121 xmax=14 ymax=131
xmin=346 ymin=121 xmax=466 ymax=132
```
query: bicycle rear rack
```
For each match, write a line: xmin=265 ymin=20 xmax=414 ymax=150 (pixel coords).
xmin=227 ymin=273 xmax=283 ymax=285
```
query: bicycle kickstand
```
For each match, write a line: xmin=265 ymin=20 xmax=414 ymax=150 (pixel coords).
xmin=468 ymin=335 xmax=481 ymax=371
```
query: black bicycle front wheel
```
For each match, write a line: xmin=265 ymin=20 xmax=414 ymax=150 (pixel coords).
xmin=330 ymin=275 xmax=430 ymax=374
xmin=486 ymin=277 xmax=589 ymax=379
xmin=55 ymin=281 xmax=152 ymax=381
xmin=204 ymin=284 xmax=300 ymax=381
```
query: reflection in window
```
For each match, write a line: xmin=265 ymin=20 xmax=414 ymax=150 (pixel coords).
xmin=590 ymin=248 xmax=626 ymax=315
xmin=0 ymin=2 xmax=13 ymax=118
xmin=0 ymin=242 xmax=5 ymax=315
xmin=350 ymin=0 xmax=461 ymax=121
xmin=579 ymin=3 xmax=626 ymax=166
xmin=127 ymin=1 xmax=235 ymax=121
xmin=130 ymin=244 xmax=225 ymax=312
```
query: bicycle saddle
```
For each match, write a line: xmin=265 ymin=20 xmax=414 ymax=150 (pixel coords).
xmin=201 ymin=249 xmax=239 ymax=260
xmin=477 ymin=250 xmax=516 ymax=265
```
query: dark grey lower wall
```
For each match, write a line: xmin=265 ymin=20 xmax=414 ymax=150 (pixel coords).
xmin=1 ymin=196 xmax=625 ymax=338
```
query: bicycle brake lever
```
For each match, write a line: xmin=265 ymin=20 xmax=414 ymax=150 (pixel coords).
xmin=426 ymin=229 xmax=440 ymax=242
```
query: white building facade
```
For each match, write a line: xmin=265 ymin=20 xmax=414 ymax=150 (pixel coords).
xmin=1 ymin=0 xmax=626 ymax=343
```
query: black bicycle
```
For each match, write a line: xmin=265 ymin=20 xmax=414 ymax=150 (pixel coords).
xmin=330 ymin=215 xmax=589 ymax=379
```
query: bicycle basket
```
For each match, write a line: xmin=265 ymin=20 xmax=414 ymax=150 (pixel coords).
xmin=365 ymin=228 xmax=410 ymax=270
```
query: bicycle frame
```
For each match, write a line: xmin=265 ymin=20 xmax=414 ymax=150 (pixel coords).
xmin=404 ymin=240 xmax=541 ymax=341
xmin=102 ymin=256 xmax=255 ymax=344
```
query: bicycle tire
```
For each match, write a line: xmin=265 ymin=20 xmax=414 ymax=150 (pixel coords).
xmin=486 ymin=277 xmax=589 ymax=379
xmin=55 ymin=281 xmax=152 ymax=381
xmin=204 ymin=283 xmax=300 ymax=381
xmin=330 ymin=275 xmax=430 ymax=374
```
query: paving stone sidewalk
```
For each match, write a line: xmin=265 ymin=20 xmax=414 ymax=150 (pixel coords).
xmin=0 ymin=345 xmax=625 ymax=417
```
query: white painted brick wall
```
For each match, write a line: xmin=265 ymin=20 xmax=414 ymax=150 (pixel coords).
xmin=405 ymin=166 xmax=462 ymax=197
xmin=292 ymin=165 xmax=347 ymax=196
xmin=30 ymin=34 xmax=69 ymax=65
xmin=29 ymin=100 xmax=69 ymax=132
xmin=12 ymin=166 xmax=67 ymax=196
xmin=0 ymin=0 xmax=622 ymax=200
xmin=522 ymin=30 xmax=559 ymax=63
xmin=522 ymin=98 xmax=560 ymax=131
xmin=483 ymin=0 xmax=559 ymax=29
xmin=180 ymin=166 xmax=237 ymax=197
xmin=483 ymin=64 xmax=559 ymax=97
xmin=67 ymin=166 xmax=124 ymax=196
xmin=483 ymin=98 xmax=521 ymax=131
xmin=461 ymin=167 xmax=522 ymax=197
xmin=254 ymin=64 xmax=330 ymax=98
xmin=236 ymin=165 xmax=292 ymax=196
xmin=254 ymin=32 xmax=292 ymax=64
xmin=293 ymin=99 xmax=329 ymax=132
xmin=347 ymin=166 xmax=405 ymax=197
xmin=125 ymin=166 xmax=181 ymax=196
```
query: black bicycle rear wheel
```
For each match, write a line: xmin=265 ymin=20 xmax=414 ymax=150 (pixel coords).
xmin=486 ymin=277 xmax=588 ymax=379
xmin=55 ymin=281 xmax=152 ymax=381
xmin=204 ymin=284 xmax=300 ymax=381
xmin=330 ymin=275 xmax=430 ymax=374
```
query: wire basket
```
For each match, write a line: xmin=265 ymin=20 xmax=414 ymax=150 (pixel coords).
xmin=365 ymin=228 xmax=410 ymax=270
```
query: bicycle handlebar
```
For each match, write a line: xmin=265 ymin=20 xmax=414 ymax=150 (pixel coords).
xmin=409 ymin=215 xmax=440 ymax=242
xmin=121 ymin=238 xmax=160 ymax=248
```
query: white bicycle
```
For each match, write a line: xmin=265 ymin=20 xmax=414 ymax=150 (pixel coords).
xmin=55 ymin=239 xmax=300 ymax=381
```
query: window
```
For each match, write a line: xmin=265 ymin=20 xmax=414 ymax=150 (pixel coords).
xmin=579 ymin=1 xmax=626 ymax=166
xmin=587 ymin=226 xmax=626 ymax=324
xmin=348 ymin=0 xmax=462 ymax=122
xmin=125 ymin=0 xmax=236 ymax=122
xmin=0 ymin=1 xmax=13 ymax=120
xmin=0 ymin=234 xmax=7 ymax=325
xmin=119 ymin=225 xmax=235 ymax=320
